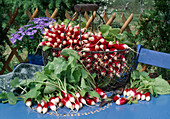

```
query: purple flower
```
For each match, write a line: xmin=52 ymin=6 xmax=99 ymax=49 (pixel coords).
xmin=18 ymin=36 xmax=23 ymax=41
xmin=31 ymin=30 xmax=37 ymax=33
xmin=26 ymin=32 xmax=34 ymax=35
xmin=29 ymin=36 xmax=33 ymax=39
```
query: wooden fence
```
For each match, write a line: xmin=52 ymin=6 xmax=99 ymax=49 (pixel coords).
xmin=0 ymin=8 xmax=136 ymax=75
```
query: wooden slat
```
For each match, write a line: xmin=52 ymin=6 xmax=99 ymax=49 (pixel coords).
xmin=50 ymin=8 xmax=58 ymax=19
xmin=0 ymin=47 xmax=17 ymax=74
xmin=29 ymin=8 xmax=38 ymax=21
xmin=106 ymin=12 xmax=116 ymax=25
xmin=26 ymin=9 xmax=32 ymax=20
xmin=84 ymin=11 xmax=89 ymax=21
xmin=135 ymin=14 xmax=143 ymax=36
xmin=4 ymin=35 xmax=24 ymax=63
xmin=121 ymin=13 xmax=131 ymax=33
xmin=120 ymin=13 xmax=133 ymax=33
xmin=86 ymin=11 xmax=96 ymax=28
xmin=103 ymin=12 xmax=109 ymax=23
xmin=72 ymin=12 xmax=78 ymax=21
xmin=4 ymin=8 xmax=18 ymax=32
xmin=45 ymin=9 xmax=51 ymax=18
xmin=65 ymin=10 xmax=71 ymax=19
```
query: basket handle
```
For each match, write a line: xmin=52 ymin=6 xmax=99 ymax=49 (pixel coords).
xmin=74 ymin=4 xmax=99 ymax=12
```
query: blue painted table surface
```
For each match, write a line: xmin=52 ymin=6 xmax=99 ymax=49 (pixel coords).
xmin=0 ymin=94 xmax=170 ymax=119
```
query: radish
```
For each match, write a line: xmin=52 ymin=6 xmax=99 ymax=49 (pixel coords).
xmin=54 ymin=96 xmax=60 ymax=104
xmin=86 ymin=43 xmax=95 ymax=48
xmin=123 ymin=89 xmax=128 ymax=97
xmin=116 ymin=97 xmax=127 ymax=105
xmin=61 ymin=90 xmax=67 ymax=97
xmin=25 ymin=98 xmax=32 ymax=107
xmin=92 ymin=97 xmax=101 ymax=103
xmin=95 ymin=44 xmax=100 ymax=51
xmin=100 ymin=44 xmax=106 ymax=50
xmin=48 ymin=102 xmax=57 ymax=111
xmin=58 ymin=102 xmax=63 ymax=107
xmin=79 ymin=96 xmax=87 ymax=105
xmin=141 ymin=94 xmax=146 ymax=100
xmin=61 ymin=97 xmax=73 ymax=109
xmin=89 ymin=36 xmax=98 ymax=44
xmin=99 ymin=38 xmax=107 ymax=44
xmin=113 ymin=44 xmax=135 ymax=52
xmin=50 ymin=97 xmax=57 ymax=105
xmin=41 ymin=100 xmax=46 ymax=107
xmin=113 ymin=94 xmax=120 ymax=102
xmin=67 ymin=93 xmax=75 ymax=103
xmin=145 ymin=92 xmax=151 ymax=101
xmin=136 ymin=92 xmax=142 ymax=100
xmin=108 ymin=41 xmax=114 ymax=48
xmin=75 ymin=98 xmax=80 ymax=111
xmin=42 ymin=103 xmax=48 ymax=114
xmin=86 ymin=98 xmax=96 ymax=105
xmin=36 ymin=104 xmax=43 ymax=113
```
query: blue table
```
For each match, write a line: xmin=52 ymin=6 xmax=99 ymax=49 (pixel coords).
xmin=0 ymin=94 xmax=170 ymax=119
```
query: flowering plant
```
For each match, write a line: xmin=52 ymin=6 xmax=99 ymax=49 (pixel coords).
xmin=10 ymin=17 xmax=55 ymax=54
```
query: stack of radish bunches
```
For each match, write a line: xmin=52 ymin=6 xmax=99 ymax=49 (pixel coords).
xmin=38 ymin=22 xmax=133 ymax=78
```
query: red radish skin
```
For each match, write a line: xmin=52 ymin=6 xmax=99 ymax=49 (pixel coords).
xmin=50 ymin=97 xmax=57 ymax=105
xmin=79 ymin=97 xmax=87 ymax=105
xmin=36 ymin=104 xmax=43 ymax=113
xmin=99 ymin=38 xmax=107 ymax=44
xmin=113 ymin=94 xmax=120 ymax=102
xmin=108 ymin=41 xmax=114 ymax=48
xmin=75 ymin=98 xmax=80 ymax=111
xmin=145 ymin=92 xmax=151 ymax=101
xmin=48 ymin=102 xmax=57 ymax=111
xmin=136 ymin=92 xmax=142 ymax=100
xmin=92 ymin=97 xmax=101 ymax=103
xmin=116 ymin=97 xmax=127 ymax=105
xmin=61 ymin=97 xmax=73 ymax=109
xmin=42 ymin=103 xmax=48 ymax=114
xmin=86 ymin=99 xmax=96 ymax=105
xmin=25 ymin=98 xmax=32 ymax=107
xmin=67 ymin=93 xmax=75 ymax=103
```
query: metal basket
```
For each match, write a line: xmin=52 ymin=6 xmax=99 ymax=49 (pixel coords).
xmin=42 ymin=4 xmax=137 ymax=91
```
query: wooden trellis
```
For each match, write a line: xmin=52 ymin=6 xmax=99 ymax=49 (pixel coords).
xmin=0 ymin=8 xmax=134 ymax=75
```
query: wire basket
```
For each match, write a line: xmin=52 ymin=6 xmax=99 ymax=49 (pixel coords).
xmin=42 ymin=4 xmax=137 ymax=91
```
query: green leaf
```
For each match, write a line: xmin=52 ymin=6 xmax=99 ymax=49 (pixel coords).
xmin=73 ymin=69 xmax=81 ymax=83
xmin=7 ymin=92 xmax=18 ymax=105
xmin=44 ymin=85 xmax=57 ymax=94
xmin=109 ymin=28 xmax=120 ymax=36
xmin=19 ymin=79 xmax=33 ymax=86
xmin=151 ymin=76 xmax=170 ymax=95
xmin=10 ymin=77 xmax=19 ymax=88
xmin=88 ymin=90 xmax=100 ymax=98
xmin=61 ymin=48 xmax=80 ymax=60
xmin=80 ymin=78 xmax=86 ymax=88
xmin=81 ymin=68 xmax=88 ymax=79
xmin=100 ymin=25 xmax=111 ymax=37
xmin=0 ymin=93 xmax=7 ymax=99
xmin=80 ymin=88 xmax=88 ymax=97
xmin=24 ymin=87 xmax=41 ymax=102
xmin=43 ymin=46 xmax=51 ymax=51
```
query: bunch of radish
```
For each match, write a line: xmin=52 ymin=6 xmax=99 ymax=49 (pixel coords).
xmin=112 ymin=88 xmax=151 ymax=105
xmin=38 ymin=21 xmax=133 ymax=79
xmin=25 ymin=87 xmax=107 ymax=114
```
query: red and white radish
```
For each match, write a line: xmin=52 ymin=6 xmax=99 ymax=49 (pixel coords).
xmin=116 ymin=97 xmax=127 ymax=105
xmin=25 ymin=98 xmax=32 ymax=107
xmin=36 ymin=104 xmax=43 ymax=113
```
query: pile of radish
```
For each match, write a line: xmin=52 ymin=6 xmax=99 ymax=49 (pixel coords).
xmin=25 ymin=87 xmax=107 ymax=114
xmin=38 ymin=21 xmax=134 ymax=78
xmin=112 ymin=88 xmax=151 ymax=105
